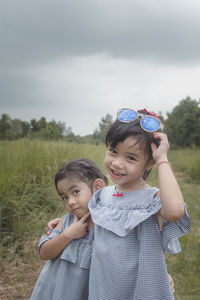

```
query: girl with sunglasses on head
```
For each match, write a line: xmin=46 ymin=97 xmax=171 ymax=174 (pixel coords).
xmin=30 ymin=158 xmax=107 ymax=300
xmin=87 ymin=108 xmax=190 ymax=300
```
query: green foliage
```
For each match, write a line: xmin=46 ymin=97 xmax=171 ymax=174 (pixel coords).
xmin=0 ymin=113 xmax=112 ymax=143
xmin=168 ymin=147 xmax=200 ymax=182
xmin=165 ymin=97 xmax=200 ymax=147
xmin=8 ymin=119 xmax=24 ymax=139
xmin=0 ymin=113 xmax=11 ymax=139
xmin=165 ymin=180 xmax=200 ymax=298
xmin=93 ymin=113 xmax=113 ymax=143
xmin=2 ymin=96 xmax=200 ymax=148
xmin=0 ymin=140 xmax=60 ymax=246
xmin=0 ymin=114 xmax=68 ymax=140
xmin=29 ymin=118 xmax=67 ymax=140
xmin=0 ymin=140 xmax=200 ymax=299
xmin=0 ymin=139 xmax=106 ymax=250
xmin=148 ymin=151 xmax=200 ymax=299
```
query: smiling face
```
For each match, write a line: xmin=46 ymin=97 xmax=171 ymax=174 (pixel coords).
xmin=105 ymin=136 xmax=153 ymax=192
xmin=56 ymin=178 xmax=93 ymax=218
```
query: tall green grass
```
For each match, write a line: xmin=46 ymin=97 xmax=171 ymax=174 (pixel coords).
xmin=148 ymin=149 xmax=200 ymax=299
xmin=0 ymin=140 xmax=200 ymax=299
xmin=0 ymin=139 xmax=106 ymax=251
xmin=168 ymin=147 xmax=200 ymax=182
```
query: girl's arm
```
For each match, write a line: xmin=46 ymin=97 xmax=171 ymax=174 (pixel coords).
xmin=152 ymin=132 xmax=185 ymax=222
xmin=39 ymin=212 xmax=90 ymax=260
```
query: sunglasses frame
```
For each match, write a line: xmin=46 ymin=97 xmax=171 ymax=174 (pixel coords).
xmin=117 ymin=108 xmax=161 ymax=133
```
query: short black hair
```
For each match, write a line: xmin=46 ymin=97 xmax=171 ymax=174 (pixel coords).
xmin=55 ymin=158 xmax=108 ymax=190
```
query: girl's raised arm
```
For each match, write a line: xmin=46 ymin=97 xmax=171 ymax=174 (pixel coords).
xmin=152 ymin=132 xmax=185 ymax=222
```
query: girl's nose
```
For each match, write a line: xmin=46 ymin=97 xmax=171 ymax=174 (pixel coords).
xmin=112 ymin=158 xmax=123 ymax=169
xmin=68 ymin=196 xmax=76 ymax=206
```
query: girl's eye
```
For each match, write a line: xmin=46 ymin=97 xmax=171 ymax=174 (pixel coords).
xmin=128 ymin=156 xmax=136 ymax=161
xmin=62 ymin=196 xmax=68 ymax=201
xmin=73 ymin=190 xmax=80 ymax=195
xmin=109 ymin=148 xmax=116 ymax=154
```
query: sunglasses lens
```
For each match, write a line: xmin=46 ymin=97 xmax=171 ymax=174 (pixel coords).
xmin=141 ymin=116 xmax=160 ymax=132
xmin=118 ymin=109 xmax=137 ymax=122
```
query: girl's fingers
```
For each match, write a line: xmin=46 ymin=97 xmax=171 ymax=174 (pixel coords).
xmin=80 ymin=211 xmax=90 ymax=223
xmin=154 ymin=132 xmax=169 ymax=143
xmin=47 ymin=221 xmax=54 ymax=230
xmin=73 ymin=215 xmax=78 ymax=222
xmin=47 ymin=218 xmax=61 ymax=229
xmin=153 ymin=131 xmax=164 ymax=138
xmin=151 ymin=143 xmax=157 ymax=152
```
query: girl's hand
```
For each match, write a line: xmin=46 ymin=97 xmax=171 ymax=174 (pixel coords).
xmin=168 ymin=273 xmax=175 ymax=294
xmin=62 ymin=211 xmax=90 ymax=241
xmin=47 ymin=217 xmax=62 ymax=235
xmin=151 ymin=132 xmax=169 ymax=163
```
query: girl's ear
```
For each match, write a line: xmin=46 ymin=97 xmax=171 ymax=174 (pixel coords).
xmin=93 ymin=178 xmax=105 ymax=192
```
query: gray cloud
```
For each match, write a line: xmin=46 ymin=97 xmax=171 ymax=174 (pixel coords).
xmin=1 ymin=0 xmax=200 ymax=68
xmin=1 ymin=0 xmax=200 ymax=135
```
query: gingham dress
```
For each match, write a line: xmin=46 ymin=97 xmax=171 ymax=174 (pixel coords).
xmin=30 ymin=213 xmax=94 ymax=300
xmin=88 ymin=186 xmax=190 ymax=300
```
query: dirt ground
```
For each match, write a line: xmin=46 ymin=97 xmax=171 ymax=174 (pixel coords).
xmin=0 ymin=238 xmax=44 ymax=300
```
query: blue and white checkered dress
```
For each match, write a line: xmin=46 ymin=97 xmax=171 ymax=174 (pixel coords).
xmin=88 ymin=186 xmax=190 ymax=300
xmin=30 ymin=213 xmax=94 ymax=300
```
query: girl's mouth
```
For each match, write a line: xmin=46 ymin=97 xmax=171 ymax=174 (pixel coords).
xmin=73 ymin=207 xmax=81 ymax=212
xmin=110 ymin=169 xmax=125 ymax=178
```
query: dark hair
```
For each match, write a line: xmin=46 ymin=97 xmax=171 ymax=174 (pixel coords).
xmin=105 ymin=109 xmax=162 ymax=180
xmin=55 ymin=158 xmax=108 ymax=190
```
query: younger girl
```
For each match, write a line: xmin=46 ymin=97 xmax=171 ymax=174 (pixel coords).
xmin=88 ymin=108 xmax=190 ymax=300
xmin=30 ymin=158 xmax=107 ymax=300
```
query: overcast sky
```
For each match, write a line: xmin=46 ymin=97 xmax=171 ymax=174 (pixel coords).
xmin=1 ymin=0 xmax=200 ymax=135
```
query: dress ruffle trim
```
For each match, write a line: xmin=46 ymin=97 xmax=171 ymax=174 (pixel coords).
xmin=161 ymin=204 xmax=191 ymax=254
xmin=38 ymin=214 xmax=93 ymax=269
xmin=89 ymin=188 xmax=162 ymax=236
xmin=59 ymin=239 xmax=93 ymax=269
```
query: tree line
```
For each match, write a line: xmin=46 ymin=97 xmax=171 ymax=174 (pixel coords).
xmin=0 ymin=115 xmax=67 ymax=140
xmin=165 ymin=97 xmax=200 ymax=147
xmin=1 ymin=97 xmax=200 ymax=147
xmin=0 ymin=113 xmax=113 ymax=144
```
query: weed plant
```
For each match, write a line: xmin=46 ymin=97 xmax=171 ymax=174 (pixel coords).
xmin=168 ymin=146 xmax=200 ymax=182
xmin=0 ymin=139 xmax=106 ymax=254
xmin=0 ymin=140 xmax=199 ymax=299
xmin=148 ymin=157 xmax=200 ymax=299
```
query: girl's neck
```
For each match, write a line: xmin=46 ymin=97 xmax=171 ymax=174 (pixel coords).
xmin=88 ymin=215 xmax=94 ymax=228
xmin=115 ymin=181 xmax=150 ymax=193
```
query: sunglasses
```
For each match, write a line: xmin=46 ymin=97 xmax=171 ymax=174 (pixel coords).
xmin=117 ymin=108 xmax=161 ymax=132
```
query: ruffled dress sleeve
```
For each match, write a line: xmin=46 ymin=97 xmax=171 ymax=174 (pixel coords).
xmin=38 ymin=213 xmax=93 ymax=269
xmin=160 ymin=203 xmax=190 ymax=254
xmin=38 ymin=227 xmax=63 ymax=253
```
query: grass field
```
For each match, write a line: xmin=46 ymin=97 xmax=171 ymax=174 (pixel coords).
xmin=0 ymin=139 xmax=199 ymax=300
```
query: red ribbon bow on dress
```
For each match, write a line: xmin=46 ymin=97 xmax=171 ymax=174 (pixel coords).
xmin=112 ymin=192 xmax=123 ymax=197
